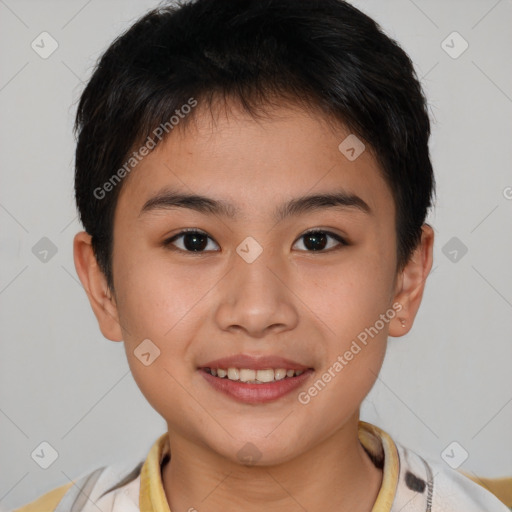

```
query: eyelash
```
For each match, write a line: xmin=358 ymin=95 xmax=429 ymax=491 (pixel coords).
xmin=163 ymin=228 xmax=348 ymax=254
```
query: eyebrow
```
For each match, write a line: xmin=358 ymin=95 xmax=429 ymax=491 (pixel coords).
xmin=139 ymin=187 xmax=372 ymax=221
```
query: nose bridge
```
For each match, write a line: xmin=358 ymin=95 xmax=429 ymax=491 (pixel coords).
xmin=214 ymin=239 xmax=298 ymax=336
xmin=236 ymin=242 xmax=280 ymax=297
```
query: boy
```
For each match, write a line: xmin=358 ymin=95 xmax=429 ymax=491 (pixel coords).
xmin=13 ymin=0 xmax=510 ymax=510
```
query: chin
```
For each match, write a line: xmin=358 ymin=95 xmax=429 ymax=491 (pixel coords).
xmin=207 ymin=431 xmax=306 ymax=468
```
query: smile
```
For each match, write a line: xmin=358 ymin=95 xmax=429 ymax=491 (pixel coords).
xmin=199 ymin=366 xmax=314 ymax=404
xmin=203 ymin=367 xmax=305 ymax=383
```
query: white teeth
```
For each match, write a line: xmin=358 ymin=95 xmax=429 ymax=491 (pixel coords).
xmin=208 ymin=367 xmax=306 ymax=382
xmin=227 ymin=368 xmax=239 ymax=380
xmin=256 ymin=369 xmax=275 ymax=382
xmin=274 ymin=368 xmax=287 ymax=380
xmin=239 ymin=369 xmax=256 ymax=382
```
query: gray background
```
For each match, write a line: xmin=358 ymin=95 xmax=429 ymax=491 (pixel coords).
xmin=1 ymin=0 xmax=511 ymax=509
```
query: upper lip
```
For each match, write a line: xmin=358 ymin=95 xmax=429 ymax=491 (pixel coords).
xmin=199 ymin=354 xmax=312 ymax=371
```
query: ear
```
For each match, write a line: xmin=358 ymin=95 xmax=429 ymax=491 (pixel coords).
xmin=73 ymin=231 xmax=123 ymax=342
xmin=388 ymin=224 xmax=434 ymax=337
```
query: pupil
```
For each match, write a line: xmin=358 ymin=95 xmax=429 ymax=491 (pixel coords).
xmin=304 ymin=232 xmax=326 ymax=251
xmin=184 ymin=233 xmax=208 ymax=251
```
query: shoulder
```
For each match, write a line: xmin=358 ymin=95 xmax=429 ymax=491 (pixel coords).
xmin=11 ymin=482 xmax=73 ymax=512
xmin=10 ymin=461 xmax=143 ymax=512
xmin=429 ymin=463 xmax=511 ymax=512
xmin=393 ymin=440 xmax=511 ymax=511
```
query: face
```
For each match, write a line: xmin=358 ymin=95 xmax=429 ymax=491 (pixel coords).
xmin=86 ymin=101 xmax=412 ymax=465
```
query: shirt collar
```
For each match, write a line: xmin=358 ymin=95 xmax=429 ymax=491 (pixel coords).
xmin=139 ymin=421 xmax=399 ymax=512
xmin=139 ymin=432 xmax=171 ymax=512
xmin=359 ymin=421 xmax=400 ymax=511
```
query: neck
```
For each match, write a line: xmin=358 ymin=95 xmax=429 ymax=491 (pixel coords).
xmin=161 ymin=416 xmax=383 ymax=512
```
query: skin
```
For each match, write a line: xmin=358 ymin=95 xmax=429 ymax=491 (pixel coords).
xmin=74 ymin=100 xmax=434 ymax=511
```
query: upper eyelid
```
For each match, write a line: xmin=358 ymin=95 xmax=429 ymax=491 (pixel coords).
xmin=168 ymin=228 xmax=344 ymax=239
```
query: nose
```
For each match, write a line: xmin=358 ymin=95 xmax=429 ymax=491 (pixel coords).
xmin=213 ymin=248 xmax=299 ymax=338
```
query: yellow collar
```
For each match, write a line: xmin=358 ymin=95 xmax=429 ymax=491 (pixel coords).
xmin=359 ymin=421 xmax=400 ymax=511
xmin=139 ymin=420 xmax=399 ymax=512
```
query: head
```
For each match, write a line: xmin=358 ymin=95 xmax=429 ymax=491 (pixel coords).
xmin=73 ymin=0 xmax=435 ymax=465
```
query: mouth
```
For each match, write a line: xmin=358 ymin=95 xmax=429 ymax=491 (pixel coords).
xmin=198 ymin=355 xmax=314 ymax=403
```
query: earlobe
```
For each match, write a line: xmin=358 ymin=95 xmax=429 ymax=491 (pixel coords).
xmin=73 ymin=231 xmax=124 ymax=342
xmin=389 ymin=224 xmax=434 ymax=337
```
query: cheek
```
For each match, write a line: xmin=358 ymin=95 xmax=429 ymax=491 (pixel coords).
xmin=303 ymin=253 xmax=395 ymax=335
xmin=114 ymin=263 xmax=198 ymax=412
xmin=112 ymin=248 xmax=203 ymax=340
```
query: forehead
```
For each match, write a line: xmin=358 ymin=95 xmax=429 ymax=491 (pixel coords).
xmin=116 ymin=101 xmax=394 ymax=222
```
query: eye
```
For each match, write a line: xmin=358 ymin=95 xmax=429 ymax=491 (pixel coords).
xmin=163 ymin=229 xmax=219 ymax=253
xmin=163 ymin=228 xmax=347 ymax=254
xmin=293 ymin=230 xmax=347 ymax=252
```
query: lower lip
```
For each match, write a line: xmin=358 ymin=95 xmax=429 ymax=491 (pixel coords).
xmin=199 ymin=369 xmax=314 ymax=404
